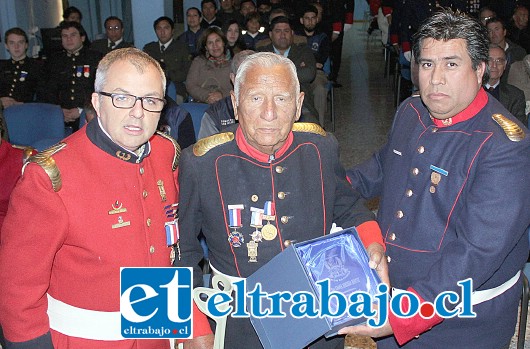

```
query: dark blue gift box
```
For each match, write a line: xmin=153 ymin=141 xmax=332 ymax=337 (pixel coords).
xmin=246 ymin=227 xmax=381 ymax=349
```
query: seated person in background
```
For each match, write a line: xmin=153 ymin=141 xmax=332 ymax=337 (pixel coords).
xmin=257 ymin=0 xmax=272 ymax=24
xmin=258 ymin=16 xmax=319 ymax=123
xmin=144 ymin=17 xmax=190 ymax=104
xmin=484 ymin=43 xmax=527 ymax=124
xmin=201 ymin=0 xmax=223 ymax=29
xmin=487 ymin=17 xmax=526 ymax=82
xmin=178 ymin=7 xmax=204 ymax=59
xmin=507 ymin=53 xmax=530 ymax=118
xmin=0 ymin=27 xmax=44 ymax=108
xmin=255 ymin=7 xmax=307 ymax=49
xmin=158 ymin=96 xmax=196 ymax=149
xmin=479 ymin=6 xmax=496 ymax=26
xmin=218 ymin=0 xmax=242 ymax=27
xmin=61 ymin=6 xmax=91 ymax=46
xmin=239 ymin=0 xmax=258 ymax=23
xmin=43 ymin=21 xmax=102 ymax=132
xmin=242 ymin=11 xmax=268 ymax=50
xmin=296 ymin=5 xmax=330 ymax=128
xmin=90 ymin=16 xmax=133 ymax=55
xmin=223 ymin=19 xmax=247 ymax=55
xmin=507 ymin=5 xmax=530 ymax=53
xmin=186 ymin=27 xmax=232 ymax=104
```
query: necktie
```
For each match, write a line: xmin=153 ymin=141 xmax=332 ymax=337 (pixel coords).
xmin=160 ymin=45 xmax=166 ymax=53
xmin=488 ymin=86 xmax=495 ymax=92
xmin=109 ymin=41 xmax=115 ymax=49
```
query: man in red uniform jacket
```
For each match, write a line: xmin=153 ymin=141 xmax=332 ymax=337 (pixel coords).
xmin=0 ymin=48 xmax=213 ymax=349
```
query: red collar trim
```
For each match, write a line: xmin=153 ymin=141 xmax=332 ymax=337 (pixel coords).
xmin=235 ymin=127 xmax=293 ymax=162
xmin=431 ymin=88 xmax=488 ymax=127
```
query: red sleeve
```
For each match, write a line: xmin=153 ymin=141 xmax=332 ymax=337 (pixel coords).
xmin=332 ymin=22 xmax=343 ymax=32
xmin=388 ymin=287 xmax=444 ymax=345
xmin=345 ymin=12 xmax=354 ymax=25
xmin=382 ymin=6 xmax=393 ymax=16
xmin=402 ymin=41 xmax=411 ymax=52
xmin=192 ymin=302 xmax=213 ymax=337
xmin=356 ymin=220 xmax=385 ymax=251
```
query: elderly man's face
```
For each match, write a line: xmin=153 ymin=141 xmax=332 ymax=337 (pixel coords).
xmin=488 ymin=46 xmax=507 ymax=83
xmin=232 ymin=64 xmax=303 ymax=154
xmin=92 ymin=60 xmax=163 ymax=153
xmin=418 ymin=38 xmax=485 ymax=120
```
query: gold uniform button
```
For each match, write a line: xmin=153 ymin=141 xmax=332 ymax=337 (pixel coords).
xmin=417 ymin=146 xmax=425 ymax=154
xmin=390 ymin=233 xmax=396 ymax=241
xmin=275 ymin=166 xmax=284 ymax=174
xmin=396 ymin=210 xmax=404 ymax=219
xmin=432 ymin=128 xmax=438 ymax=133
xmin=430 ymin=185 xmax=436 ymax=194
xmin=70 ymin=96 xmax=75 ymax=100
xmin=12 ymin=79 xmax=16 ymax=82
xmin=251 ymin=194 xmax=258 ymax=202
xmin=142 ymin=190 xmax=148 ymax=198
xmin=72 ymin=80 xmax=75 ymax=85
xmin=72 ymin=65 xmax=76 ymax=69
xmin=147 ymin=218 xmax=151 ymax=226
xmin=405 ymin=189 xmax=413 ymax=197
xmin=149 ymin=246 xmax=155 ymax=254
xmin=277 ymin=192 xmax=286 ymax=200
xmin=387 ymin=255 xmax=392 ymax=263
xmin=281 ymin=216 xmax=289 ymax=224
xmin=139 ymin=167 xmax=144 ymax=175
xmin=284 ymin=240 xmax=292 ymax=247
xmin=71 ymin=89 xmax=75 ymax=93
xmin=412 ymin=168 xmax=419 ymax=176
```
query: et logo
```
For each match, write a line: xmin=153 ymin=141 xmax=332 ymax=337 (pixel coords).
xmin=120 ymin=267 xmax=193 ymax=339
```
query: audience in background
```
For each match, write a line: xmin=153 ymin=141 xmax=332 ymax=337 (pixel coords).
xmin=178 ymin=7 xmax=204 ymax=59
xmin=144 ymin=16 xmax=190 ymax=104
xmin=91 ymin=16 xmax=133 ymax=55
xmin=242 ymin=11 xmax=268 ymax=50
xmin=0 ymin=27 xmax=44 ymax=108
xmin=507 ymin=4 xmax=530 ymax=53
xmin=223 ymin=19 xmax=247 ymax=55
xmin=508 ymin=54 xmax=530 ymax=119
xmin=201 ymin=0 xmax=223 ymax=29
xmin=186 ymin=27 xmax=232 ymax=104
xmin=484 ymin=43 xmax=527 ymax=124
xmin=43 ymin=21 xmax=102 ymax=132
xmin=218 ymin=0 xmax=242 ymax=27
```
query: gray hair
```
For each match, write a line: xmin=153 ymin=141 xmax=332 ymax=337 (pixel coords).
xmin=231 ymin=50 xmax=255 ymax=75
xmin=233 ymin=52 xmax=300 ymax=104
xmin=413 ymin=9 xmax=490 ymax=84
xmin=94 ymin=47 xmax=166 ymax=95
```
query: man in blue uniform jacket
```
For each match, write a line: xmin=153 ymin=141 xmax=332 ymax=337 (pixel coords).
xmin=343 ymin=9 xmax=530 ymax=349
xmin=176 ymin=52 xmax=388 ymax=349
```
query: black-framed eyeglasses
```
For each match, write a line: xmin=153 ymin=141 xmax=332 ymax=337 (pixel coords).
xmin=488 ymin=57 xmax=506 ymax=65
xmin=98 ymin=92 xmax=166 ymax=112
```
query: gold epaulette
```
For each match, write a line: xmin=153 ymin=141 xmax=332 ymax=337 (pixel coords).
xmin=492 ymin=114 xmax=526 ymax=142
xmin=292 ymin=122 xmax=326 ymax=136
xmin=23 ymin=143 xmax=66 ymax=192
xmin=11 ymin=144 xmax=36 ymax=163
xmin=193 ymin=132 xmax=234 ymax=156
xmin=156 ymin=131 xmax=181 ymax=171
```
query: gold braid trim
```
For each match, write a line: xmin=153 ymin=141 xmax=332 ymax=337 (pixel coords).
xmin=292 ymin=122 xmax=326 ymax=136
xmin=193 ymin=132 xmax=235 ymax=156
xmin=492 ymin=114 xmax=526 ymax=142
xmin=156 ymin=131 xmax=181 ymax=171
xmin=22 ymin=143 xmax=66 ymax=192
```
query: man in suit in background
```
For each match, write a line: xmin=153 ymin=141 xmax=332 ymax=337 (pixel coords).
xmin=144 ymin=16 xmax=190 ymax=104
xmin=484 ymin=43 xmax=527 ymax=124
xmin=90 ymin=16 xmax=133 ymax=56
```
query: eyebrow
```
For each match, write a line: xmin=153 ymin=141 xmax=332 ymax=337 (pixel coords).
xmin=111 ymin=88 xmax=163 ymax=98
xmin=419 ymin=55 xmax=462 ymax=62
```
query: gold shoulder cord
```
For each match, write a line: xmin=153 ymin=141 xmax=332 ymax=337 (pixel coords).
xmin=292 ymin=122 xmax=327 ymax=136
xmin=491 ymin=114 xmax=526 ymax=142
xmin=193 ymin=132 xmax=235 ymax=156
xmin=156 ymin=131 xmax=181 ymax=171
xmin=23 ymin=143 xmax=67 ymax=192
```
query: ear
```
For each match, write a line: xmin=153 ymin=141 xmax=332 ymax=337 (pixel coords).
xmin=295 ymin=91 xmax=304 ymax=122
xmin=476 ymin=61 xmax=486 ymax=85
xmin=300 ymin=18 xmax=304 ymax=25
xmin=81 ymin=35 xmax=86 ymax=43
xmin=230 ymin=90 xmax=239 ymax=121
xmin=91 ymin=92 xmax=101 ymax=118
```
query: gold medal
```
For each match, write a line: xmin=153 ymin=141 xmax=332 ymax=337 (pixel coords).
xmin=261 ymin=222 xmax=277 ymax=241
xmin=431 ymin=172 xmax=441 ymax=185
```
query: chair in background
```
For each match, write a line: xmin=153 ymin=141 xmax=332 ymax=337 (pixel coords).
xmin=166 ymin=81 xmax=177 ymax=102
xmin=323 ymin=58 xmax=335 ymax=132
xmin=179 ymin=102 xmax=209 ymax=139
xmin=4 ymin=103 xmax=65 ymax=150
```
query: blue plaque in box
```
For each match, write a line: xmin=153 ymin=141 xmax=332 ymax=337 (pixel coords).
xmin=246 ymin=227 xmax=382 ymax=349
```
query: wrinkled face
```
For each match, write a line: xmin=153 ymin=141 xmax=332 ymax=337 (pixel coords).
xmin=105 ymin=19 xmax=123 ymax=43
xmin=301 ymin=11 xmax=318 ymax=32
xmin=270 ymin=23 xmax=293 ymax=51
xmin=487 ymin=22 xmax=506 ymax=45
xmin=240 ymin=1 xmax=256 ymax=17
xmin=6 ymin=33 xmax=28 ymax=61
xmin=514 ymin=7 xmax=529 ymax=29
xmin=221 ymin=0 xmax=234 ymax=10
xmin=206 ymin=32 xmax=225 ymax=58
xmin=226 ymin=23 xmax=240 ymax=45
xmin=488 ymin=46 xmax=506 ymax=83
xmin=232 ymin=64 xmax=303 ymax=154
xmin=92 ymin=60 xmax=163 ymax=153
xmin=202 ymin=2 xmax=217 ymax=21
xmin=418 ymin=38 xmax=484 ymax=120
xmin=61 ymin=27 xmax=85 ymax=53
xmin=187 ymin=9 xmax=201 ymax=29
xmin=155 ymin=20 xmax=174 ymax=44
